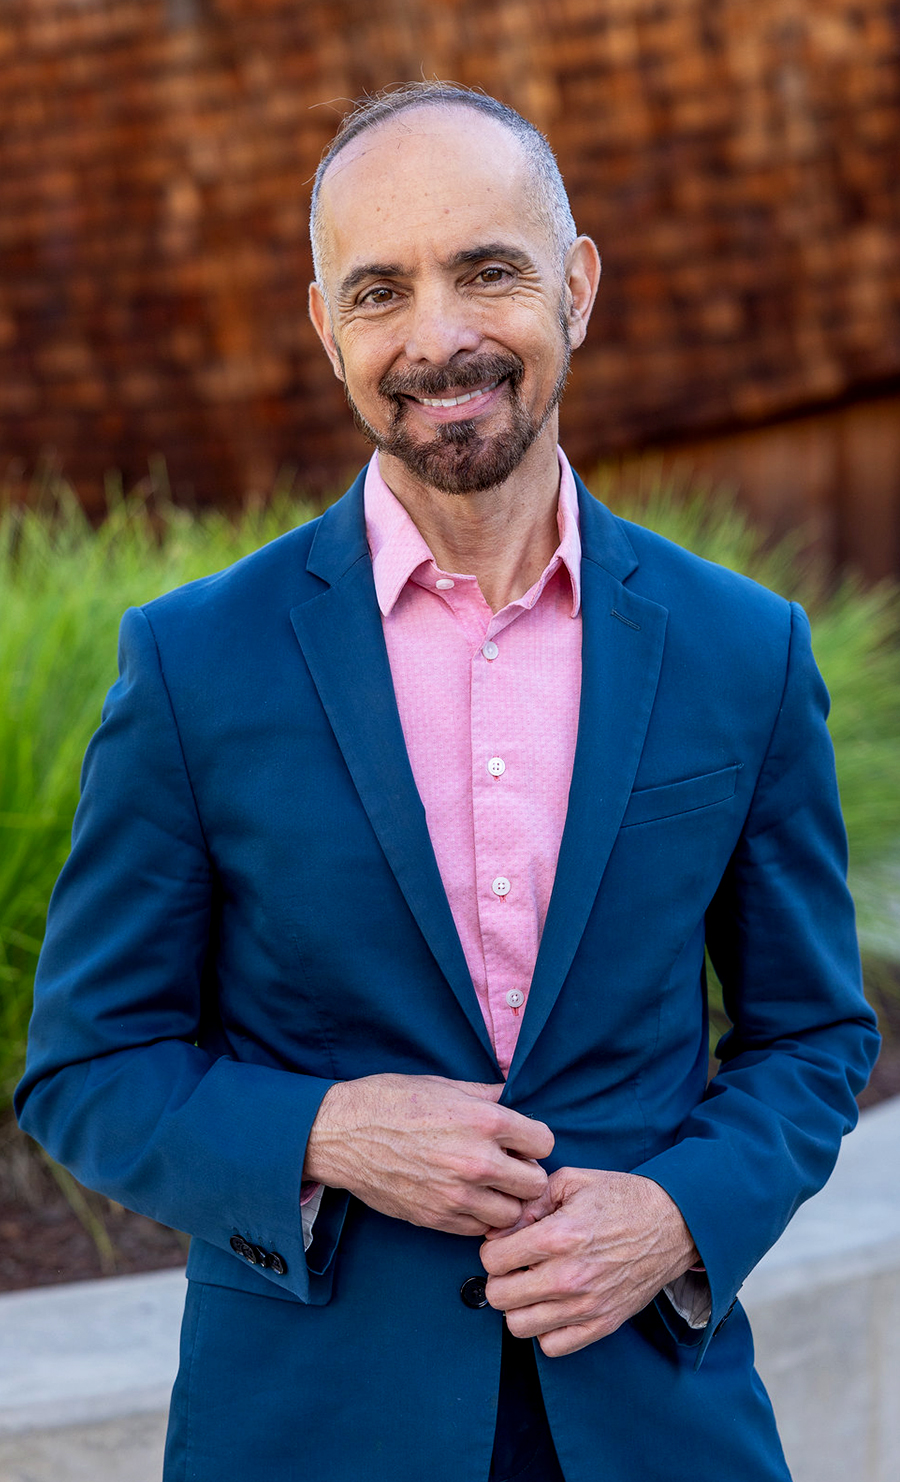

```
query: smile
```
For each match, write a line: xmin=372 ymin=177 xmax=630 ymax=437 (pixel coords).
xmin=412 ymin=380 xmax=500 ymax=409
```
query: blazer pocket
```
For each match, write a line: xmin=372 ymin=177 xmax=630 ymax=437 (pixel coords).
xmin=620 ymin=763 xmax=742 ymax=828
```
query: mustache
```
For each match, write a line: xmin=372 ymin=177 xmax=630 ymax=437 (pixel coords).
xmin=379 ymin=352 xmax=524 ymax=401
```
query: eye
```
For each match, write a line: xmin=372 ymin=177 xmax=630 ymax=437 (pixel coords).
xmin=475 ymin=265 xmax=511 ymax=286
xmin=359 ymin=285 xmax=397 ymax=308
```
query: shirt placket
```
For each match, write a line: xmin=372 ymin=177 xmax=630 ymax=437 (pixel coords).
xmin=469 ymin=609 xmax=535 ymax=1075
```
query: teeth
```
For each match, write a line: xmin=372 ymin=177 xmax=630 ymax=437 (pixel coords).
xmin=418 ymin=380 xmax=498 ymax=408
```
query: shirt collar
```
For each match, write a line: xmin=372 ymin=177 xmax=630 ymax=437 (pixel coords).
xmin=364 ymin=449 xmax=582 ymax=619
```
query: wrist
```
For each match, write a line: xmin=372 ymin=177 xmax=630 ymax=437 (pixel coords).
xmin=303 ymin=1081 xmax=353 ymax=1186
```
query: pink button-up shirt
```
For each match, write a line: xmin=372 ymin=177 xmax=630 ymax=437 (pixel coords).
xmin=306 ymin=455 xmax=710 ymax=1325
xmin=365 ymin=449 xmax=582 ymax=1076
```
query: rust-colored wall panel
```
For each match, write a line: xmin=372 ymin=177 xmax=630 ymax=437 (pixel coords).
xmin=0 ymin=0 xmax=898 ymax=572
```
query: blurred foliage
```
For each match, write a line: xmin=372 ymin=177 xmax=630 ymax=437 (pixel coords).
xmin=1 ymin=467 xmax=898 ymax=1111
xmin=0 ymin=467 xmax=316 ymax=1109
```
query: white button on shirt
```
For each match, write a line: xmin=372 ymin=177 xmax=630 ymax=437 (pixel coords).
xmin=492 ymin=876 xmax=512 ymax=898
xmin=435 ymin=578 xmax=455 ymax=590
xmin=365 ymin=447 xmax=582 ymax=1076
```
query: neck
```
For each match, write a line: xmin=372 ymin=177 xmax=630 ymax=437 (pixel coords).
xmin=377 ymin=425 xmax=562 ymax=613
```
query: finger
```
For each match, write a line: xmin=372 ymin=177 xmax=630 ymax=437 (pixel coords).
xmin=488 ymin=1154 xmax=549 ymax=1204
xmin=484 ymin=1269 xmax=554 ymax=1312
xmin=495 ymin=1112 xmax=555 ymax=1162
xmin=443 ymin=1214 xmax=494 ymax=1238
xmin=503 ymin=1300 xmax=582 ymax=1341
xmin=480 ymin=1214 xmax=564 ymax=1275
xmin=463 ymin=1189 xmax=527 ymax=1231
xmin=482 ymin=1183 xmax=556 ymax=1241
xmin=538 ymin=1323 xmax=607 ymax=1357
xmin=462 ymin=1082 xmax=508 ymax=1102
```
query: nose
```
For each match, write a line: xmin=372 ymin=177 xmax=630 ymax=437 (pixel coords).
xmin=403 ymin=281 xmax=482 ymax=365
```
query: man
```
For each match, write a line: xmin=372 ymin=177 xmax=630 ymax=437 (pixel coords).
xmin=17 ymin=83 xmax=879 ymax=1482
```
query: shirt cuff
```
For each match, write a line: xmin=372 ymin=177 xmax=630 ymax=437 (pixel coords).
xmin=662 ymin=1269 xmax=712 ymax=1329
xmin=300 ymin=1183 xmax=325 ymax=1252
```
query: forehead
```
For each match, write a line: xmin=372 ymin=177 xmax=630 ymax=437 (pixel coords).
xmin=316 ymin=107 xmax=552 ymax=276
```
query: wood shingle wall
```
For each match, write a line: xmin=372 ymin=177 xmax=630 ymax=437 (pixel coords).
xmin=1 ymin=0 xmax=898 ymax=571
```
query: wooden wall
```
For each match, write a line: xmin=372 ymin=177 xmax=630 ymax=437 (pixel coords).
xmin=1 ymin=0 xmax=899 ymax=573
xmin=601 ymin=387 xmax=900 ymax=581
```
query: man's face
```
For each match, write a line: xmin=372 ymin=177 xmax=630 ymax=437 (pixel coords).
xmin=310 ymin=108 xmax=591 ymax=497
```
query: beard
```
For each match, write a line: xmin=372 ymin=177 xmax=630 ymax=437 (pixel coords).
xmin=340 ymin=330 xmax=571 ymax=496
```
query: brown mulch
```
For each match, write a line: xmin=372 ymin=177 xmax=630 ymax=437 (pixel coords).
xmin=2 ymin=991 xmax=898 ymax=1294
xmin=0 ymin=1129 xmax=188 ymax=1292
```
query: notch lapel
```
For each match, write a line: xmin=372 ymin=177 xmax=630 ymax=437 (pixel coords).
xmin=289 ymin=483 xmax=496 ymax=1067
xmin=505 ymin=488 xmax=668 ymax=1090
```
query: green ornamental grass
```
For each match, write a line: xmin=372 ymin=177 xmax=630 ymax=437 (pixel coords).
xmin=1 ymin=472 xmax=898 ymax=1111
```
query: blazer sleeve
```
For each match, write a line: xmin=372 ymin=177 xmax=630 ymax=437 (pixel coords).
xmin=14 ymin=605 xmax=343 ymax=1304
xmin=633 ymin=601 xmax=880 ymax=1364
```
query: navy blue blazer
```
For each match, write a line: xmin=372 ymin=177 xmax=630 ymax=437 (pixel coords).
xmin=17 ymin=471 xmax=879 ymax=1481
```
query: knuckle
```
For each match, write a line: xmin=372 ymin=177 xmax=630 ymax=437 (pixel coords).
xmin=557 ymin=1259 xmax=584 ymax=1295
xmin=542 ymin=1223 xmax=569 ymax=1257
xmin=483 ymin=1104 xmax=509 ymax=1138
xmin=535 ymin=1124 xmax=555 ymax=1156
xmin=462 ymin=1153 xmax=495 ymax=1185
xmin=521 ymin=1164 xmax=548 ymax=1193
xmin=480 ymin=1244 xmax=502 ymax=1275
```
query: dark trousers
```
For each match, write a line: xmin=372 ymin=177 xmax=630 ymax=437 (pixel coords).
xmin=488 ymin=1324 xmax=566 ymax=1482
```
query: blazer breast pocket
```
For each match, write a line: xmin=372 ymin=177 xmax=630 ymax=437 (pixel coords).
xmin=620 ymin=763 xmax=742 ymax=829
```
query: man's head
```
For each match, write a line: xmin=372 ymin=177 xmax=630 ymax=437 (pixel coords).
xmin=310 ymin=83 xmax=578 ymax=283
xmin=308 ymin=83 xmax=600 ymax=497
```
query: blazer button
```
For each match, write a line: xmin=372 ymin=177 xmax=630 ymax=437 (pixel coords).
xmin=230 ymin=1235 xmax=257 ymax=1263
xmin=268 ymin=1251 xmax=288 ymax=1275
xmin=460 ymin=1276 xmax=488 ymax=1309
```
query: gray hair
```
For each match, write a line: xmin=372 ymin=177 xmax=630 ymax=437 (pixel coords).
xmin=309 ymin=81 xmax=577 ymax=284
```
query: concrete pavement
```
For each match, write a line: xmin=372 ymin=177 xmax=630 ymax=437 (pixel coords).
xmin=1 ymin=1095 xmax=898 ymax=1481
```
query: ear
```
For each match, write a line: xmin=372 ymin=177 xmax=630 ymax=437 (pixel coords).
xmin=562 ymin=237 xmax=602 ymax=350
xmin=308 ymin=282 xmax=345 ymax=382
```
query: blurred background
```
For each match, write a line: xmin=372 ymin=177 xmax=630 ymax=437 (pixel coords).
xmin=1 ymin=0 xmax=899 ymax=1297
xmin=1 ymin=0 xmax=899 ymax=575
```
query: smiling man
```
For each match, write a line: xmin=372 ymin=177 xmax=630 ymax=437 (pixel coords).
xmin=17 ymin=83 xmax=878 ymax=1482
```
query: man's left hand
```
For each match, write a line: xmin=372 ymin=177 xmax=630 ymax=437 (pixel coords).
xmin=480 ymin=1168 xmax=698 ymax=1357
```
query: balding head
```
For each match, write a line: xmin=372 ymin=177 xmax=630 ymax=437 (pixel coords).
xmin=310 ymin=83 xmax=577 ymax=286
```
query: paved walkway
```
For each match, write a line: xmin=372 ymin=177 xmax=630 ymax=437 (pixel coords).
xmin=0 ymin=1413 xmax=167 ymax=1482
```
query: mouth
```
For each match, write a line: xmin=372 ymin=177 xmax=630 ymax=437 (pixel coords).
xmin=410 ymin=379 xmax=500 ymax=409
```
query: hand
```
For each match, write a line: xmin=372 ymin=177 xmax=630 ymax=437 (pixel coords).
xmin=480 ymin=1168 xmax=698 ymax=1356
xmin=304 ymin=1074 xmax=555 ymax=1237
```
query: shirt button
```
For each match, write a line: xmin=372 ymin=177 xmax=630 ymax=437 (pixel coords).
xmin=482 ymin=640 xmax=499 ymax=661
xmin=506 ymin=989 xmax=525 ymax=1009
xmin=492 ymin=876 xmax=511 ymax=897
xmin=435 ymin=578 xmax=455 ymax=590
xmin=487 ymin=756 xmax=506 ymax=778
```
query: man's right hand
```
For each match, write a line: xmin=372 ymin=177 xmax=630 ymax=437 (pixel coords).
xmin=303 ymin=1074 xmax=554 ymax=1237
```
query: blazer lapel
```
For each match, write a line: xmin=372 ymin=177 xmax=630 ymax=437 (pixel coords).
xmin=505 ymin=483 xmax=668 ymax=1089
xmin=289 ymin=479 xmax=496 ymax=1066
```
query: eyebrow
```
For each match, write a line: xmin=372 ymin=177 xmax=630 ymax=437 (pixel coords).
xmin=338 ymin=262 xmax=406 ymax=298
xmin=337 ymin=243 xmax=535 ymax=300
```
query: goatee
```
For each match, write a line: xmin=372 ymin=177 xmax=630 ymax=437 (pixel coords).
xmin=341 ymin=338 xmax=571 ymax=495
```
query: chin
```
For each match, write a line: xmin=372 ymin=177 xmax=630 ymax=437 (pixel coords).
xmin=349 ymin=389 xmax=552 ymax=496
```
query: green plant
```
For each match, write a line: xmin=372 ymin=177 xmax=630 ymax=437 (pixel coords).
xmin=1 ymin=468 xmax=898 ymax=1115
xmin=0 ymin=473 xmax=315 ymax=1109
